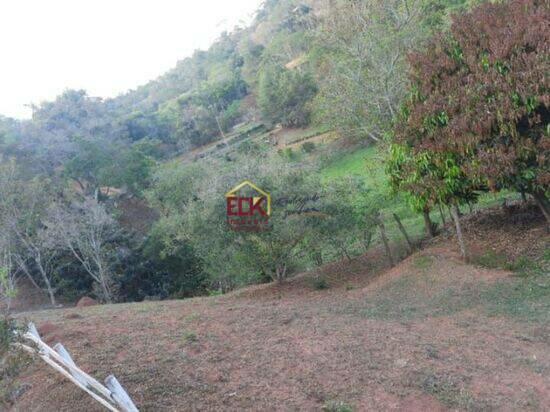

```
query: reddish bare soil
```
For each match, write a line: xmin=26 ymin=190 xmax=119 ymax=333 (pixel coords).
xmin=7 ymin=206 xmax=550 ymax=411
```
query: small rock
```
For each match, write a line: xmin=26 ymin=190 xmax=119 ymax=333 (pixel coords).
xmin=64 ymin=313 xmax=83 ymax=320
xmin=281 ymin=316 xmax=294 ymax=325
xmin=533 ymin=326 xmax=550 ymax=342
xmin=38 ymin=322 xmax=59 ymax=337
xmin=425 ymin=344 xmax=440 ymax=359
xmin=76 ymin=297 xmax=98 ymax=308
xmin=9 ymin=383 xmax=32 ymax=402
xmin=395 ymin=358 xmax=408 ymax=368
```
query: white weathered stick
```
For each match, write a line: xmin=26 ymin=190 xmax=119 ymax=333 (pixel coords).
xmin=15 ymin=343 xmax=120 ymax=412
xmin=27 ymin=322 xmax=40 ymax=339
xmin=24 ymin=323 xmax=113 ymax=400
xmin=20 ymin=322 xmax=139 ymax=412
xmin=54 ymin=343 xmax=89 ymax=387
xmin=105 ymin=375 xmax=139 ymax=412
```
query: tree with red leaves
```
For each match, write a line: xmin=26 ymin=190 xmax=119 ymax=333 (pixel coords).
xmin=394 ymin=0 xmax=549 ymax=224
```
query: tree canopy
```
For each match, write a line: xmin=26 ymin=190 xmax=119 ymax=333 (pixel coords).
xmin=394 ymin=0 xmax=549 ymax=221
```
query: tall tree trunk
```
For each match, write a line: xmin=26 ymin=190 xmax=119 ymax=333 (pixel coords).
xmin=35 ymin=255 xmax=56 ymax=306
xmin=520 ymin=191 xmax=527 ymax=203
xmin=100 ymin=279 xmax=112 ymax=303
xmin=14 ymin=254 xmax=41 ymax=292
xmin=377 ymin=216 xmax=394 ymax=267
xmin=393 ymin=213 xmax=413 ymax=254
xmin=275 ymin=263 xmax=287 ymax=284
xmin=340 ymin=245 xmax=352 ymax=262
xmin=45 ymin=279 xmax=56 ymax=307
xmin=422 ymin=206 xmax=436 ymax=238
xmin=363 ymin=230 xmax=373 ymax=252
xmin=438 ymin=203 xmax=447 ymax=225
xmin=98 ymin=268 xmax=112 ymax=303
xmin=533 ymin=190 xmax=550 ymax=229
xmin=38 ymin=266 xmax=56 ymax=306
xmin=450 ymin=202 xmax=468 ymax=262
xmin=214 ymin=115 xmax=226 ymax=140
xmin=313 ymin=250 xmax=323 ymax=266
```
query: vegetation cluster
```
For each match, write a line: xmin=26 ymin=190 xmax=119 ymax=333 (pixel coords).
xmin=0 ymin=0 xmax=547 ymax=309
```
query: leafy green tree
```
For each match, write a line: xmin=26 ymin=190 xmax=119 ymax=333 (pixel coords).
xmin=63 ymin=138 xmax=114 ymax=196
xmin=386 ymin=143 xmax=479 ymax=258
xmin=64 ymin=138 xmax=154 ymax=197
xmin=193 ymin=160 xmax=321 ymax=284
xmin=0 ymin=160 xmax=60 ymax=305
xmin=190 ymin=76 xmax=247 ymax=138
xmin=258 ymin=65 xmax=317 ymax=127
xmin=315 ymin=177 xmax=378 ymax=262
xmin=0 ymin=267 xmax=17 ymax=314
xmin=395 ymin=0 xmax=549 ymax=223
xmin=148 ymin=156 xmax=325 ymax=287
xmin=108 ymin=144 xmax=155 ymax=195
xmin=114 ymin=224 xmax=206 ymax=301
xmin=44 ymin=198 xmax=119 ymax=302
xmin=313 ymin=0 xmax=444 ymax=142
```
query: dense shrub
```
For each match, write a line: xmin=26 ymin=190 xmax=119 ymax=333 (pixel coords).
xmin=301 ymin=141 xmax=315 ymax=153
xmin=258 ymin=66 xmax=317 ymax=127
xmin=394 ymin=0 xmax=549 ymax=222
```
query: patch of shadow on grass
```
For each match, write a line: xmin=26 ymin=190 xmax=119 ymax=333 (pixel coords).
xmin=182 ymin=330 xmax=198 ymax=344
xmin=322 ymin=400 xmax=354 ymax=412
xmin=354 ymin=274 xmax=485 ymax=321
xmin=404 ymin=370 xmax=489 ymax=411
xmin=413 ymin=255 xmax=433 ymax=270
xmin=480 ymin=251 xmax=550 ymax=322
xmin=472 ymin=250 xmax=508 ymax=269
xmin=339 ymin=255 xmax=549 ymax=323
xmin=481 ymin=274 xmax=550 ymax=323
xmin=310 ymin=276 xmax=330 ymax=290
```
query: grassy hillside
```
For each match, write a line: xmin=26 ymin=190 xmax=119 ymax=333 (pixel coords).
xmin=319 ymin=145 xmax=521 ymax=248
xmin=7 ymin=205 xmax=548 ymax=411
xmin=0 ymin=0 xmax=512 ymax=307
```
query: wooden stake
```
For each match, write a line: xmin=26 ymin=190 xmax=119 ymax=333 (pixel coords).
xmin=450 ymin=202 xmax=468 ymax=262
xmin=392 ymin=213 xmax=413 ymax=254
xmin=18 ymin=323 xmax=139 ymax=412
xmin=377 ymin=215 xmax=394 ymax=267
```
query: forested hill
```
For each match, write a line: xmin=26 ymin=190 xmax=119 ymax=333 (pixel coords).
xmin=4 ymin=0 xmax=538 ymax=308
xmin=0 ymin=0 xmax=472 ymax=178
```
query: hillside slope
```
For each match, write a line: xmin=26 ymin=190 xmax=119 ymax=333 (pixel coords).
xmin=7 ymin=207 xmax=550 ymax=411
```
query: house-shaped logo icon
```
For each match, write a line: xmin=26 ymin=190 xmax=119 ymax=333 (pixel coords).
xmin=225 ymin=180 xmax=271 ymax=217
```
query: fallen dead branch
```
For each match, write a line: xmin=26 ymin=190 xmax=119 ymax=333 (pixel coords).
xmin=14 ymin=322 xmax=138 ymax=412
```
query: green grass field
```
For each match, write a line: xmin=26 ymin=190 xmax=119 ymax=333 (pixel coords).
xmin=319 ymin=145 xmax=519 ymax=249
xmin=320 ymin=146 xmax=431 ymax=245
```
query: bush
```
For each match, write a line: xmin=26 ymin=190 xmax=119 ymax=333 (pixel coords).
xmin=505 ymin=256 xmax=541 ymax=276
xmin=237 ymin=140 xmax=262 ymax=156
xmin=258 ymin=65 xmax=317 ymax=127
xmin=277 ymin=147 xmax=298 ymax=160
xmin=322 ymin=400 xmax=353 ymax=412
xmin=0 ymin=318 xmax=31 ymax=408
xmin=311 ymin=276 xmax=329 ymax=290
xmin=301 ymin=141 xmax=315 ymax=153
xmin=119 ymin=227 xmax=207 ymax=301
xmin=0 ymin=317 xmax=15 ymax=355
xmin=220 ymin=100 xmax=242 ymax=131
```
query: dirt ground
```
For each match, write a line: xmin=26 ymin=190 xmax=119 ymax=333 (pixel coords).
xmin=6 ymin=205 xmax=550 ymax=411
